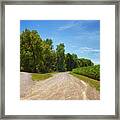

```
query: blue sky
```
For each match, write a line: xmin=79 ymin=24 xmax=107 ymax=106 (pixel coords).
xmin=20 ymin=20 xmax=100 ymax=64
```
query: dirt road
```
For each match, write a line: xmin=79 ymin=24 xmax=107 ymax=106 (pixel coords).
xmin=21 ymin=72 xmax=100 ymax=100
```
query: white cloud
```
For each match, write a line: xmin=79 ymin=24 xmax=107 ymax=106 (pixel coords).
xmin=80 ymin=47 xmax=100 ymax=53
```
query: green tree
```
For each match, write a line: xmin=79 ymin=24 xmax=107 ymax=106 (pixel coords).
xmin=65 ymin=53 xmax=74 ymax=71
xmin=65 ymin=53 xmax=79 ymax=71
xmin=78 ymin=58 xmax=94 ymax=67
xmin=51 ymin=50 xmax=57 ymax=71
xmin=20 ymin=29 xmax=43 ymax=72
xmin=20 ymin=29 xmax=32 ymax=72
xmin=56 ymin=43 xmax=66 ymax=72
xmin=41 ymin=39 xmax=54 ymax=73
xmin=30 ymin=30 xmax=43 ymax=72
xmin=72 ymin=53 xmax=79 ymax=68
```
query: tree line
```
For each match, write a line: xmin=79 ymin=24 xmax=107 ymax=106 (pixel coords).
xmin=20 ymin=29 xmax=94 ymax=73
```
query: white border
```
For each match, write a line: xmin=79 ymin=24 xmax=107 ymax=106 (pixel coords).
xmin=5 ymin=5 xmax=115 ymax=115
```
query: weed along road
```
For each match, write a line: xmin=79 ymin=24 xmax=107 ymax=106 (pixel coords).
xmin=20 ymin=72 xmax=100 ymax=100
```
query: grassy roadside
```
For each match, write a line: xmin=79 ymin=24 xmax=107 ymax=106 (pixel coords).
xmin=70 ymin=72 xmax=100 ymax=91
xmin=32 ymin=73 xmax=53 ymax=81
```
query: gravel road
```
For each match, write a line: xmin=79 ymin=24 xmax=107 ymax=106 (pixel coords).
xmin=20 ymin=72 xmax=100 ymax=100
xmin=20 ymin=72 xmax=35 ymax=98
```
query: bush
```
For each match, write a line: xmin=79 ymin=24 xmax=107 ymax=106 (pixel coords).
xmin=72 ymin=65 xmax=100 ymax=80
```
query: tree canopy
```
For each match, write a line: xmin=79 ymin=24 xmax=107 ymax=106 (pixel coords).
xmin=20 ymin=29 xmax=94 ymax=73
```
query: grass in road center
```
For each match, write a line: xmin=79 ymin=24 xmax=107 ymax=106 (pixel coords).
xmin=70 ymin=72 xmax=100 ymax=91
xmin=32 ymin=72 xmax=59 ymax=81
xmin=32 ymin=73 xmax=52 ymax=81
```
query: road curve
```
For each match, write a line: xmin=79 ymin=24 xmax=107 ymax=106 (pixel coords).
xmin=20 ymin=72 xmax=100 ymax=100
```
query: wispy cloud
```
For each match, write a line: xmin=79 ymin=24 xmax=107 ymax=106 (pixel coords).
xmin=75 ymin=31 xmax=99 ymax=39
xmin=57 ymin=20 xmax=100 ymax=31
xmin=80 ymin=47 xmax=100 ymax=53
xmin=57 ymin=21 xmax=79 ymax=31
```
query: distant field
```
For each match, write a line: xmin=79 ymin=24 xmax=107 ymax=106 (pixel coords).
xmin=72 ymin=65 xmax=100 ymax=80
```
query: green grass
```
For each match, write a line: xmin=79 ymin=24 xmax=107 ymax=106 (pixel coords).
xmin=32 ymin=73 xmax=52 ymax=81
xmin=70 ymin=72 xmax=100 ymax=91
